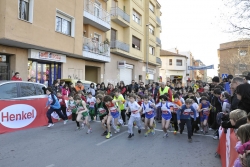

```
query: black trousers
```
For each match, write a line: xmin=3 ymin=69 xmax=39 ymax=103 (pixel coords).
xmin=72 ymin=113 xmax=80 ymax=127
xmin=46 ymin=107 xmax=66 ymax=124
xmin=171 ymin=113 xmax=178 ymax=131
xmin=191 ymin=117 xmax=199 ymax=132
xmin=179 ymin=119 xmax=192 ymax=139
xmin=61 ymin=106 xmax=68 ymax=119
xmin=156 ymin=106 xmax=162 ymax=120
xmin=121 ymin=109 xmax=126 ymax=123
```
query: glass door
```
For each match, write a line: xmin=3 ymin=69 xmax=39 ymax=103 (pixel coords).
xmin=37 ymin=63 xmax=50 ymax=87
xmin=0 ymin=63 xmax=9 ymax=80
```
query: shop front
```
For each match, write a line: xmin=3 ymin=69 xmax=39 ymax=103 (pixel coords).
xmin=28 ymin=49 xmax=66 ymax=86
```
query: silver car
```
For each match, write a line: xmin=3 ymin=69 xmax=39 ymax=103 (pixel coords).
xmin=0 ymin=81 xmax=47 ymax=100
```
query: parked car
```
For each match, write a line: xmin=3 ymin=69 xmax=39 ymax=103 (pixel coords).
xmin=60 ymin=79 xmax=96 ymax=91
xmin=0 ymin=81 xmax=46 ymax=100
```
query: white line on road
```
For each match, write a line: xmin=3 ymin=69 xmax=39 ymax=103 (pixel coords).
xmin=93 ymin=120 xmax=215 ymax=138
xmin=96 ymin=131 xmax=127 ymax=146
xmin=46 ymin=164 xmax=55 ymax=167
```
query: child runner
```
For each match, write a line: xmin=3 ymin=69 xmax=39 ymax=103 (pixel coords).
xmin=172 ymin=94 xmax=182 ymax=133
xmin=57 ymin=91 xmax=68 ymax=119
xmin=177 ymin=98 xmax=197 ymax=142
xmin=189 ymin=96 xmax=200 ymax=134
xmin=126 ymin=94 xmax=142 ymax=138
xmin=67 ymin=93 xmax=80 ymax=130
xmin=198 ymin=96 xmax=212 ymax=134
xmin=139 ymin=95 xmax=155 ymax=136
xmin=95 ymin=94 xmax=109 ymax=136
xmin=45 ymin=87 xmax=68 ymax=128
xmin=75 ymin=96 xmax=92 ymax=134
xmin=155 ymin=95 xmax=173 ymax=138
xmin=148 ymin=93 xmax=155 ymax=103
xmin=103 ymin=95 xmax=120 ymax=139
xmin=87 ymin=92 xmax=96 ymax=121
xmin=113 ymin=89 xmax=126 ymax=124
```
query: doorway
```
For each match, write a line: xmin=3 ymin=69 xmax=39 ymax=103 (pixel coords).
xmin=85 ymin=66 xmax=99 ymax=83
xmin=0 ymin=63 xmax=9 ymax=80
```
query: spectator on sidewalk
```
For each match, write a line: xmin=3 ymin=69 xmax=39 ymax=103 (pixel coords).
xmin=11 ymin=72 xmax=22 ymax=81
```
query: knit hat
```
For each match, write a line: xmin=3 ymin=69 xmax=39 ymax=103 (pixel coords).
xmin=227 ymin=75 xmax=233 ymax=80
xmin=212 ymin=76 xmax=220 ymax=83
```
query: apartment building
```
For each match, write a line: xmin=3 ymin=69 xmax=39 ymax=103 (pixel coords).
xmin=0 ymin=0 xmax=109 ymax=85
xmin=104 ymin=0 xmax=162 ymax=85
xmin=194 ymin=60 xmax=207 ymax=82
xmin=180 ymin=51 xmax=195 ymax=80
xmin=160 ymin=49 xmax=188 ymax=84
xmin=218 ymin=40 xmax=250 ymax=78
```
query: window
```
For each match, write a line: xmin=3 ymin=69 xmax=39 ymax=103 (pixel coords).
xmin=19 ymin=83 xmax=36 ymax=97
xmin=132 ymin=10 xmax=141 ymax=25
xmin=149 ymin=46 xmax=155 ymax=55
xmin=169 ymin=59 xmax=172 ymax=65
xmin=132 ymin=36 xmax=141 ymax=50
xmin=239 ymin=50 xmax=247 ymax=56
xmin=56 ymin=10 xmax=75 ymax=37
xmin=149 ymin=2 xmax=155 ymax=13
xmin=35 ymin=84 xmax=46 ymax=95
xmin=18 ymin=0 xmax=34 ymax=22
xmin=0 ymin=83 xmax=18 ymax=99
xmin=176 ymin=59 xmax=183 ymax=66
xmin=149 ymin=25 xmax=155 ymax=35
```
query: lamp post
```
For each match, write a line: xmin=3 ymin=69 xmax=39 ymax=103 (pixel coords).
xmin=146 ymin=23 xmax=149 ymax=83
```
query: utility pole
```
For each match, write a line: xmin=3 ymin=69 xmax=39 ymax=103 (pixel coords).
xmin=146 ymin=24 xmax=149 ymax=83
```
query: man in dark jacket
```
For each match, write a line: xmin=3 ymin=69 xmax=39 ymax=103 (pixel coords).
xmin=127 ymin=80 xmax=138 ymax=93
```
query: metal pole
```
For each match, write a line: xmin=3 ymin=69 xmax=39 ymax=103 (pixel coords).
xmin=146 ymin=24 xmax=149 ymax=83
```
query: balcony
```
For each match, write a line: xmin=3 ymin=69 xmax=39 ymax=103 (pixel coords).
xmin=110 ymin=7 xmax=130 ymax=27
xmin=156 ymin=37 xmax=161 ymax=47
xmin=156 ymin=16 xmax=161 ymax=27
xmin=111 ymin=40 xmax=131 ymax=57
xmin=82 ymin=37 xmax=110 ymax=62
xmin=156 ymin=57 xmax=162 ymax=66
xmin=83 ymin=0 xmax=111 ymax=31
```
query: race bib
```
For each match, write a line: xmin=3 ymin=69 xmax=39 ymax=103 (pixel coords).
xmin=90 ymin=102 xmax=95 ymax=107
xmin=98 ymin=108 xmax=106 ymax=114
xmin=132 ymin=110 xmax=137 ymax=114
xmin=183 ymin=109 xmax=191 ymax=115
xmin=110 ymin=107 xmax=117 ymax=113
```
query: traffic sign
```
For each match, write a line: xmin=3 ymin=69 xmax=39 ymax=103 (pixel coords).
xmin=222 ymin=73 xmax=228 ymax=79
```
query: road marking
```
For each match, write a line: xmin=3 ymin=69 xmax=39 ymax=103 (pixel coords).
xmin=96 ymin=131 xmax=127 ymax=146
xmin=46 ymin=164 xmax=55 ymax=167
xmin=93 ymin=120 xmax=214 ymax=138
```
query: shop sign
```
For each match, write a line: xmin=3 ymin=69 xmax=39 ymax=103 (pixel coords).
xmin=118 ymin=61 xmax=133 ymax=69
xmin=0 ymin=55 xmax=6 ymax=62
xmin=28 ymin=49 xmax=66 ymax=63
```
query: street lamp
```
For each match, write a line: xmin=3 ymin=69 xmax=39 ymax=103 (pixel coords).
xmin=146 ymin=23 xmax=150 ymax=83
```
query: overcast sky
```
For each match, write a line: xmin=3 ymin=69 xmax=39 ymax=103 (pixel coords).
xmin=158 ymin=0 xmax=237 ymax=77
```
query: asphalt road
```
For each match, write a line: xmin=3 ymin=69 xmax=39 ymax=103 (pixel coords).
xmin=0 ymin=121 xmax=221 ymax=167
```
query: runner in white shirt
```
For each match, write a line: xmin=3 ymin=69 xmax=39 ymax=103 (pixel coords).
xmin=126 ymin=94 xmax=142 ymax=138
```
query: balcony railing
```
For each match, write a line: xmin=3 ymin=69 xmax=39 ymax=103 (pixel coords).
xmin=84 ymin=0 xmax=110 ymax=24
xmin=110 ymin=7 xmax=130 ymax=23
xmin=156 ymin=16 xmax=161 ymax=26
xmin=83 ymin=37 xmax=110 ymax=56
xmin=156 ymin=57 xmax=162 ymax=65
xmin=110 ymin=40 xmax=129 ymax=53
xmin=156 ymin=37 xmax=161 ymax=45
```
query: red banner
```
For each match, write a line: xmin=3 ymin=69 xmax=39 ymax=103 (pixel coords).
xmin=0 ymin=98 xmax=48 ymax=134
xmin=217 ymin=127 xmax=238 ymax=167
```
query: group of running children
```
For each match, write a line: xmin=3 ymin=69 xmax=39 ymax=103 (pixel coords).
xmin=45 ymin=87 xmax=213 ymax=143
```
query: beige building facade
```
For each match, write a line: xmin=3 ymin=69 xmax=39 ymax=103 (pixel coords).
xmin=0 ymin=0 xmax=161 ymax=86
xmin=218 ymin=40 xmax=250 ymax=79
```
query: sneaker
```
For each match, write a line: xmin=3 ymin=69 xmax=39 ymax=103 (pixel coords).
xmin=86 ymin=128 xmax=92 ymax=134
xmin=138 ymin=129 xmax=141 ymax=134
xmin=128 ymin=133 xmax=134 ymax=138
xmin=209 ymin=128 xmax=213 ymax=131
xmin=163 ymin=133 xmax=168 ymax=138
xmin=76 ymin=127 xmax=80 ymax=130
xmin=213 ymin=136 xmax=219 ymax=140
xmin=188 ymin=138 xmax=192 ymax=143
xmin=102 ymin=131 xmax=108 ymax=136
xmin=63 ymin=120 xmax=68 ymax=125
xmin=47 ymin=123 xmax=54 ymax=128
xmin=106 ymin=132 xmax=112 ymax=139
xmin=58 ymin=118 xmax=61 ymax=121
xmin=116 ymin=126 xmax=120 ymax=133
xmin=144 ymin=129 xmax=151 ymax=137
xmin=200 ymin=129 xmax=203 ymax=132
xmin=151 ymin=130 xmax=155 ymax=135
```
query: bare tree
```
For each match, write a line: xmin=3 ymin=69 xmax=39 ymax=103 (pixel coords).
xmin=222 ymin=0 xmax=250 ymax=36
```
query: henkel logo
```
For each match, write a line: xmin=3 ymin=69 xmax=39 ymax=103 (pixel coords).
xmin=0 ymin=104 xmax=37 ymax=129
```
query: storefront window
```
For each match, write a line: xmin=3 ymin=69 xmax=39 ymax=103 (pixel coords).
xmin=27 ymin=60 xmax=61 ymax=86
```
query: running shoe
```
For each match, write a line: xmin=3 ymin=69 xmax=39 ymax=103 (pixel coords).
xmin=144 ymin=129 xmax=151 ymax=137
xmin=163 ymin=133 xmax=168 ymax=138
xmin=86 ymin=128 xmax=92 ymax=134
xmin=106 ymin=132 xmax=112 ymax=139
xmin=128 ymin=133 xmax=134 ymax=138
xmin=47 ymin=123 xmax=54 ymax=128
xmin=138 ymin=129 xmax=141 ymax=134
xmin=58 ymin=118 xmax=61 ymax=121
xmin=188 ymin=138 xmax=192 ymax=143
xmin=63 ymin=120 xmax=68 ymax=125
xmin=102 ymin=131 xmax=108 ymax=136
xmin=213 ymin=136 xmax=219 ymax=140
xmin=81 ymin=123 xmax=85 ymax=129
xmin=151 ymin=130 xmax=155 ymax=135
xmin=209 ymin=128 xmax=213 ymax=131
xmin=76 ymin=127 xmax=80 ymax=130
